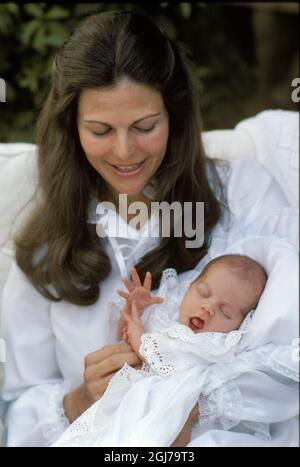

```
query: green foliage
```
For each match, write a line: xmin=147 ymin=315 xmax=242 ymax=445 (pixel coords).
xmin=0 ymin=2 xmax=257 ymax=142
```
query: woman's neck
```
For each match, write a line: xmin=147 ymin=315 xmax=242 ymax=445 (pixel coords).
xmin=98 ymin=184 xmax=152 ymax=229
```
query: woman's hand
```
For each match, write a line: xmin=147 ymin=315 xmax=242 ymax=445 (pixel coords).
xmin=63 ymin=342 xmax=142 ymax=423
xmin=117 ymin=267 xmax=164 ymax=314
xmin=171 ymin=404 xmax=199 ymax=447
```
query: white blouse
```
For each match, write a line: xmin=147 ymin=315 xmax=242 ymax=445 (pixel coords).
xmin=1 ymin=155 xmax=298 ymax=447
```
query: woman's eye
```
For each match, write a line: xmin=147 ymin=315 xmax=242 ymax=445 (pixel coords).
xmin=135 ymin=125 xmax=155 ymax=133
xmin=91 ymin=126 xmax=155 ymax=137
xmin=91 ymin=129 xmax=111 ymax=137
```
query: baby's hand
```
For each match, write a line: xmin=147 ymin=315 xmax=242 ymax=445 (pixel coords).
xmin=121 ymin=301 xmax=145 ymax=359
xmin=117 ymin=267 xmax=164 ymax=314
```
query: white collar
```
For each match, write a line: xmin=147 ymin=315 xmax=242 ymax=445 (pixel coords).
xmin=87 ymin=181 xmax=160 ymax=277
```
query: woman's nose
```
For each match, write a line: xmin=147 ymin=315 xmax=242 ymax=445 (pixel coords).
xmin=113 ymin=133 xmax=134 ymax=161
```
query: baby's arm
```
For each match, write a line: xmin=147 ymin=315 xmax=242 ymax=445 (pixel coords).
xmin=121 ymin=301 xmax=145 ymax=360
xmin=118 ymin=302 xmax=131 ymax=341
xmin=117 ymin=267 xmax=164 ymax=341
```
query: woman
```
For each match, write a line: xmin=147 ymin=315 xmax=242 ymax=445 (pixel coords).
xmin=1 ymin=10 xmax=297 ymax=447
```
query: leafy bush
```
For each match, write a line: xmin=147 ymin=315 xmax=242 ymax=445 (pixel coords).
xmin=0 ymin=2 xmax=258 ymax=142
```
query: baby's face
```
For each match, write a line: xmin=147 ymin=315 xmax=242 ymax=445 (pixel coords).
xmin=179 ymin=263 xmax=252 ymax=333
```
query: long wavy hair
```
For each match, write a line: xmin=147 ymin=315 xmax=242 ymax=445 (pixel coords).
xmin=14 ymin=10 xmax=229 ymax=305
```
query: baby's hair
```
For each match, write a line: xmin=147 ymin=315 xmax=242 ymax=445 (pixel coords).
xmin=194 ymin=254 xmax=268 ymax=314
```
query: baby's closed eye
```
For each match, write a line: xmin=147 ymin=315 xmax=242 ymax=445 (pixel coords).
xmin=219 ymin=304 xmax=232 ymax=319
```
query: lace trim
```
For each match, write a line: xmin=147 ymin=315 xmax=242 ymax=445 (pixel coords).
xmin=39 ymin=381 xmax=72 ymax=443
xmin=52 ymin=404 xmax=99 ymax=447
xmin=239 ymin=345 xmax=299 ymax=381
xmin=140 ymin=334 xmax=175 ymax=376
xmin=267 ymin=346 xmax=299 ymax=382
xmin=199 ymin=382 xmax=243 ymax=430
xmin=167 ymin=323 xmax=244 ymax=353
xmin=239 ymin=309 xmax=255 ymax=333
xmin=269 ymin=359 xmax=299 ymax=381
xmin=160 ymin=268 xmax=178 ymax=288
xmin=241 ymin=420 xmax=271 ymax=440
xmin=107 ymin=362 xmax=151 ymax=387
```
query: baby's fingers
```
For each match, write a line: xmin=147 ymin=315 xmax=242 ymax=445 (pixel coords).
xmin=117 ymin=289 xmax=129 ymax=300
xmin=122 ymin=277 xmax=134 ymax=291
xmin=152 ymin=296 xmax=164 ymax=304
xmin=143 ymin=271 xmax=152 ymax=291
xmin=130 ymin=267 xmax=142 ymax=287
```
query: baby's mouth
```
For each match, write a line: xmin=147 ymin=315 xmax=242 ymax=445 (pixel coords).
xmin=189 ymin=317 xmax=205 ymax=333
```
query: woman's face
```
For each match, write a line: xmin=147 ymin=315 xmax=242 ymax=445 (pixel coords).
xmin=77 ymin=78 xmax=169 ymax=203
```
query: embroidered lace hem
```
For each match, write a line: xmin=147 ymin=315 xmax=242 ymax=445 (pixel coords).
xmin=39 ymin=381 xmax=72 ymax=444
xmin=199 ymin=381 xmax=243 ymax=430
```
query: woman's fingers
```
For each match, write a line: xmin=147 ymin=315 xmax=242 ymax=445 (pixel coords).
xmin=86 ymin=372 xmax=118 ymax=402
xmin=130 ymin=267 xmax=142 ymax=287
xmin=86 ymin=350 xmax=141 ymax=381
xmin=87 ymin=361 xmax=143 ymax=402
xmin=85 ymin=342 xmax=132 ymax=366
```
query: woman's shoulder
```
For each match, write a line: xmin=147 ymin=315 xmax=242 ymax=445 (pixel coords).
xmin=1 ymin=257 xmax=52 ymax=322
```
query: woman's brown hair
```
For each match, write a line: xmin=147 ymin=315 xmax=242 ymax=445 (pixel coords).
xmin=14 ymin=10 xmax=229 ymax=305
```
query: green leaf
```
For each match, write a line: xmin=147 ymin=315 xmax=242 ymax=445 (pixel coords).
xmin=73 ymin=3 xmax=102 ymax=17
xmin=43 ymin=33 xmax=66 ymax=48
xmin=46 ymin=22 xmax=69 ymax=43
xmin=156 ymin=15 xmax=177 ymax=40
xmin=5 ymin=3 xmax=19 ymax=15
xmin=45 ymin=6 xmax=70 ymax=20
xmin=179 ymin=3 xmax=192 ymax=19
xmin=19 ymin=19 xmax=40 ymax=46
xmin=32 ymin=27 xmax=48 ymax=54
xmin=0 ymin=12 xmax=14 ymax=35
xmin=24 ymin=3 xmax=45 ymax=18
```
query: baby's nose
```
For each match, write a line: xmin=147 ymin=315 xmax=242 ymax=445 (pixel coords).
xmin=200 ymin=304 xmax=215 ymax=317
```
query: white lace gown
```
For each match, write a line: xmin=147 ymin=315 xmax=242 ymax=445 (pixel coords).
xmin=51 ymin=269 xmax=257 ymax=447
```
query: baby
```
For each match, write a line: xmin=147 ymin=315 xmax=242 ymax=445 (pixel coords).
xmin=119 ymin=254 xmax=267 ymax=359
xmin=53 ymin=254 xmax=267 ymax=447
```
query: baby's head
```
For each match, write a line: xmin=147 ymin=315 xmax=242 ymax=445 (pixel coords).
xmin=179 ymin=254 xmax=267 ymax=333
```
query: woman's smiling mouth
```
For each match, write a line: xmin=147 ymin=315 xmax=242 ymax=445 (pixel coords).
xmin=109 ymin=159 xmax=146 ymax=177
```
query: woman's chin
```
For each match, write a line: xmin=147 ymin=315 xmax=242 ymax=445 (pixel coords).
xmin=115 ymin=183 xmax=148 ymax=199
